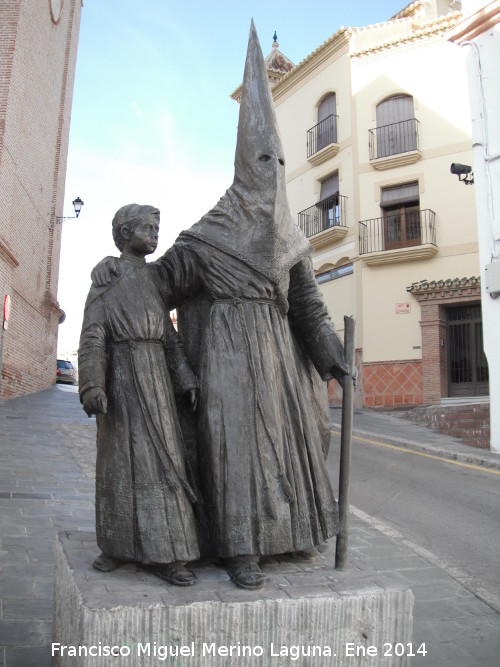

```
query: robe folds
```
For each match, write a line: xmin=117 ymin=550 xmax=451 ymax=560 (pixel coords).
xmin=78 ymin=256 xmax=199 ymax=565
xmin=152 ymin=238 xmax=342 ymax=559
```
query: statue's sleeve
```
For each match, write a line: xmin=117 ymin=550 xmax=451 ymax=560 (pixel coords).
xmin=152 ymin=241 xmax=202 ymax=309
xmin=164 ymin=317 xmax=199 ymax=396
xmin=78 ymin=289 xmax=108 ymax=399
xmin=287 ymin=257 xmax=346 ymax=381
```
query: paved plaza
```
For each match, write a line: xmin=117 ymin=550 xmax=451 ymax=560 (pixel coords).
xmin=0 ymin=386 xmax=499 ymax=666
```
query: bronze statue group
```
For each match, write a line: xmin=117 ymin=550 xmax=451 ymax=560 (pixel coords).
xmin=78 ymin=22 xmax=350 ymax=591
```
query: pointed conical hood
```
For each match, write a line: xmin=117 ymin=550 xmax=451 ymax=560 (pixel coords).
xmin=181 ymin=20 xmax=311 ymax=285
xmin=233 ymin=19 xmax=284 ymax=192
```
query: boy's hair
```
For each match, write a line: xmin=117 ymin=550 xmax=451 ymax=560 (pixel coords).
xmin=112 ymin=204 xmax=160 ymax=252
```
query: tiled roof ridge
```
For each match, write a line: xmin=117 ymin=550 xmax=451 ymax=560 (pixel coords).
xmin=352 ymin=10 xmax=463 ymax=57
xmin=271 ymin=9 xmax=461 ymax=96
xmin=269 ymin=27 xmax=352 ymax=96
xmin=390 ymin=0 xmax=424 ymax=21
xmin=407 ymin=276 xmax=480 ymax=293
xmin=238 ymin=9 xmax=462 ymax=100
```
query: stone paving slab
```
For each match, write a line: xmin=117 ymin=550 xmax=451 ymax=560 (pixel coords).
xmin=0 ymin=387 xmax=499 ymax=666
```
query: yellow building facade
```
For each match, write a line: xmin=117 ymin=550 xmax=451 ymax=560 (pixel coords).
xmin=272 ymin=1 xmax=485 ymax=409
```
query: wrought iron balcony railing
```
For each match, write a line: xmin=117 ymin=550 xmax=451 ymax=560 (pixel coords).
xmin=369 ymin=118 xmax=420 ymax=160
xmin=298 ymin=194 xmax=347 ymax=239
xmin=307 ymin=115 xmax=338 ymax=158
xmin=359 ymin=209 xmax=436 ymax=255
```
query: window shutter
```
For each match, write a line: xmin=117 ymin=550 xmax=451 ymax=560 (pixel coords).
xmin=318 ymin=93 xmax=336 ymax=123
xmin=376 ymin=95 xmax=416 ymax=158
xmin=381 ymin=181 xmax=419 ymax=207
xmin=317 ymin=93 xmax=337 ymax=149
xmin=376 ymin=95 xmax=414 ymax=127
xmin=319 ymin=173 xmax=339 ymax=201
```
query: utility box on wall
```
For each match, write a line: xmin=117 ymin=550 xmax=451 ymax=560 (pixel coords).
xmin=485 ymin=262 xmax=500 ymax=298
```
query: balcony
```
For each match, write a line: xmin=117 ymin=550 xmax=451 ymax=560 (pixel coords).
xmin=298 ymin=195 xmax=348 ymax=250
xmin=307 ymin=115 xmax=339 ymax=166
xmin=359 ymin=209 xmax=437 ymax=265
xmin=369 ymin=119 xmax=421 ymax=170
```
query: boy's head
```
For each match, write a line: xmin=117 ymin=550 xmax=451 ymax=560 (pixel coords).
xmin=112 ymin=204 xmax=160 ymax=256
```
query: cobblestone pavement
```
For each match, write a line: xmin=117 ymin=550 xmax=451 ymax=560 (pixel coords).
xmin=0 ymin=386 xmax=499 ymax=666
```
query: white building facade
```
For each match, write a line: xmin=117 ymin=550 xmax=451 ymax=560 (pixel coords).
xmin=271 ymin=2 xmax=492 ymax=447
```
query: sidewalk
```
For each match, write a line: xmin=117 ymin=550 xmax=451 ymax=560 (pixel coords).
xmin=330 ymin=406 xmax=500 ymax=471
xmin=0 ymin=386 xmax=499 ymax=666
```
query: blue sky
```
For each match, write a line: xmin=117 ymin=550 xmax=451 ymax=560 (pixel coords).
xmin=57 ymin=0 xmax=407 ymax=354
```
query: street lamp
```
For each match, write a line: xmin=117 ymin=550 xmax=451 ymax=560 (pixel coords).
xmin=56 ymin=197 xmax=84 ymax=223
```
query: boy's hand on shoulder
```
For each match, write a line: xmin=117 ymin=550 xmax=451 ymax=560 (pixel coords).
xmin=91 ymin=256 xmax=120 ymax=287
xmin=82 ymin=387 xmax=108 ymax=417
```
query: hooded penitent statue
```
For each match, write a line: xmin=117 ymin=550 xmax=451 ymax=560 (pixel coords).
xmin=89 ymin=21 xmax=349 ymax=590
xmin=155 ymin=21 xmax=349 ymax=588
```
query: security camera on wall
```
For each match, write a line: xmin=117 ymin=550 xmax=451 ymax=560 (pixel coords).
xmin=450 ymin=163 xmax=474 ymax=184
xmin=450 ymin=163 xmax=472 ymax=176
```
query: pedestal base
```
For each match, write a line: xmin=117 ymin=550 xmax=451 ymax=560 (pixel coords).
xmin=53 ymin=531 xmax=413 ymax=666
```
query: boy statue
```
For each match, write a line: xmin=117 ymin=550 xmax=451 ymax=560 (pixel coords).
xmin=78 ymin=204 xmax=200 ymax=586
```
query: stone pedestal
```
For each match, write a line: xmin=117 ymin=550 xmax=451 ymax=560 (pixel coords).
xmin=53 ymin=532 xmax=413 ymax=666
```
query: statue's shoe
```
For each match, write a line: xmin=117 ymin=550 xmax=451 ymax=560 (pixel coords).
xmin=92 ymin=552 xmax=123 ymax=572
xmin=148 ymin=563 xmax=196 ymax=587
xmin=225 ymin=558 xmax=267 ymax=590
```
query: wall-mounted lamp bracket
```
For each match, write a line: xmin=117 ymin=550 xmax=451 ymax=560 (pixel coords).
xmin=55 ymin=197 xmax=84 ymax=224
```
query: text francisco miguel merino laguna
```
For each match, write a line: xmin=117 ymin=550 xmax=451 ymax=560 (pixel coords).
xmin=52 ymin=641 xmax=427 ymax=660
xmin=52 ymin=641 xmax=357 ymax=660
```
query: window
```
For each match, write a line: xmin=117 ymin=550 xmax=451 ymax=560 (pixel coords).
xmin=381 ymin=182 xmax=420 ymax=250
xmin=376 ymin=95 xmax=417 ymax=158
xmin=317 ymin=173 xmax=340 ymax=228
xmin=57 ymin=360 xmax=74 ymax=370
xmin=307 ymin=93 xmax=338 ymax=158
xmin=317 ymin=93 xmax=337 ymax=150
xmin=298 ymin=175 xmax=347 ymax=239
xmin=316 ymin=263 xmax=353 ymax=284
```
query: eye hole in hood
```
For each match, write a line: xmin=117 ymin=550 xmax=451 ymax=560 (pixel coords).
xmin=258 ymin=154 xmax=285 ymax=166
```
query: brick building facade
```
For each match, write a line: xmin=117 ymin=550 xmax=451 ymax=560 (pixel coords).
xmin=0 ymin=0 xmax=82 ymax=398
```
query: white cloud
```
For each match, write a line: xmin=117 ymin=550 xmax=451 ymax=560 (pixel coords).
xmin=57 ymin=146 xmax=231 ymax=356
xmin=131 ymin=101 xmax=143 ymax=120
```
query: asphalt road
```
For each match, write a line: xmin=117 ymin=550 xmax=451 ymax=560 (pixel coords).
xmin=327 ymin=429 xmax=500 ymax=608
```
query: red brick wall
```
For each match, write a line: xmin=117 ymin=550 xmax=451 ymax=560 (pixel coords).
xmin=362 ymin=359 xmax=423 ymax=408
xmin=328 ymin=352 xmax=423 ymax=409
xmin=403 ymin=402 xmax=490 ymax=449
xmin=419 ymin=303 xmax=448 ymax=403
xmin=0 ymin=0 xmax=82 ymax=399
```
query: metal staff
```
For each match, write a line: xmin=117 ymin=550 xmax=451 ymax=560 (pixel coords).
xmin=335 ymin=315 xmax=355 ymax=570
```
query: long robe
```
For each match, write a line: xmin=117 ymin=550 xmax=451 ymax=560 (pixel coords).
xmin=152 ymin=238 xmax=341 ymax=559
xmin=78 ymin=255 xmax=199 ymax=565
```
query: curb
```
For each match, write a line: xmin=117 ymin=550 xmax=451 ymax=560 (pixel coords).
xmin=330 ymin=424 xmax=500 ymax=472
